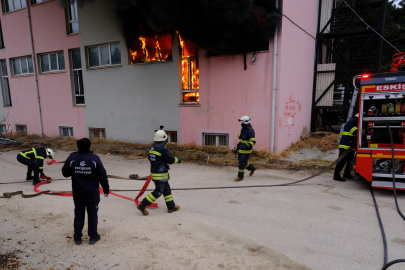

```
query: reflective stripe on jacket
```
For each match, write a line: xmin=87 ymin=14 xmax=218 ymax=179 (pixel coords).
xmin=19 ymin=148 xmax=46 ymax=172
xmin=238 ymin=123 xmax=256 ymax=154
xmin=149 ymin=142 xmax=179 ymax=181
xmin=339 ymin=118 xmax=358 ymax=150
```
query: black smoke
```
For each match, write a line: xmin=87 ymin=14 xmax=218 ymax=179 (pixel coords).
xmin=134 ymin=0 xmax=280 ymax=54
xmin=62 ymin=0 xmax=280 ymax=56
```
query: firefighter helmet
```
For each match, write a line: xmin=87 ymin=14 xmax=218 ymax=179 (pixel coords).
xmin=154 ymin=130 xmax=168 ymax=142
xmin=46 ymin=148 xmax=54 ymax=159
xmin=238 ymin=115 xmax=251 ymax=124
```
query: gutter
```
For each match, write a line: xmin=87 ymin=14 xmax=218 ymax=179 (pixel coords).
xmin=270 ymin=0 xmax=279 ymax=153
xmin=25 ymin=0 xmax=43 ymax=137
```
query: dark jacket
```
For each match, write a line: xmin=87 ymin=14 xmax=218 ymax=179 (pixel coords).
xmin=18 ymin=148 xmax=47 ymax=175
xmin=237 ymin=123 xmax=256 ymax=154
xmin=339 ymin=117 xmax=358 ymax=150
xmin=149 ymin=141 xmax=180 ymax=181
xmin=62 ymin=150 xmax=109 ymax=202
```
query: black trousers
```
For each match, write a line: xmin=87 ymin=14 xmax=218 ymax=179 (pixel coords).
xmin=334 ymin=149 xmax=355 ymax=177
xmin=237 ymin=154 xmax=255 ymax=179
xmin=142 ymin=180 xmax=175 ymax=209
xmin=16 ymin=154 xmax=39 ymax=179
xmin=73 ymin=200 xmax=99 ymax=239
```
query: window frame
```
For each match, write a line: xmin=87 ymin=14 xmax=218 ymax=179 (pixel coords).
xmin=66 ymin=0 xmax=79 ymax=34
xmin=69 ymin=49 xmax=84 ymax=105
xmin=38 ymin=51 xmax=65 ymax=74
xmin=0 ymin=19 xmax=4 ymax=49
xmin=89 ymin=127 xmax=106 ymax=139
xmin=10 ymin=56 xmax=33 ymax=76
xmin=59 ymin=126 xmax=74 ymax=137
xmin=15 ymin=124 xmax=27 ymax=134
xmin=0 ymin=59 xmax=11 ymax=107
xmin=203 ymin=133 xmax=229 ymax=147
xmin=86 ymin=42 xmax=121 ymax=69
xmin=2 ymin=0 xmax=26 ymax=13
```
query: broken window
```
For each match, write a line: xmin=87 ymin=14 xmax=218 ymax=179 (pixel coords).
xmin=179 ymin=36 xmax=199 ymax=103
xmin=129 ymin=32 xmax=172 ymax=64
xmin=89 ymin=128 xmax=106 ymax=139
xmin=15 ymin=125 xmax=27 ymax=134
xmin=204 ymin=133 xmax=228 ymax=147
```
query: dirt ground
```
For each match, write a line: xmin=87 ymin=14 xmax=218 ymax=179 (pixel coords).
xmin=1 ymin=150 xmax=405 ymax=270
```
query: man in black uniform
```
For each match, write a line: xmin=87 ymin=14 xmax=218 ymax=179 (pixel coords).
xmin=17 ymin=148 xmax=54 ymax=185
xmin=137 ymin=128 xmax=181 ymax=216
xmin=62 ymin=138 xmax=109 ymax=245
xmin=235 ymin=115 xmax=256 ymax=182
xmin=334 ymin=114 xmax=359 ymax=181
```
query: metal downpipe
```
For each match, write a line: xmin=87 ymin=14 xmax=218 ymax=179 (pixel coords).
xmin=270 ymin=0 xmax=279 ymax=154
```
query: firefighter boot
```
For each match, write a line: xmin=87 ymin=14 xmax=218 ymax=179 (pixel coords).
xmin=168 ymin=205 xmax=180 ymax=213
xmin=26 ymin=173 xmax=34 ymax=181
xmin=248 ymin=165 xmax=256 ymax=176
xmin=32 ymin=178 xmax=40 ymax=186
xmin=333 ymin=175 xmax=345 ymax=182
xmin=137 ymin=202 xmax=149 ymax=216
xmin=235 ymin=177 xmax=243 ymax=181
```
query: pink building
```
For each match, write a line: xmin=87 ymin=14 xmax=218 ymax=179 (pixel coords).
xmin=0 ymin=0 xmax=86 ymax=138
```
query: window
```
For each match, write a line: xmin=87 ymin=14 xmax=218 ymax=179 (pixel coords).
xmin=0 ymin=19 xmax=4 ymax=49
xmin=3 ymin=0 xmax=26 ymax=13
xmin=87 ymin=43 xmax=121 ymax=68
xmin=129 ymin=33 xmax=173 ymax=64
xmin=39 ymin=51 xmax=65 ymax=73
xmin=89 ymin=128 xmax=106 ymax=139
xmin=31 ymin=0 xmax=49 ymax=4
xmin=179 ymin=36 xmax=199 ymax=103
xmin=70 ymin=49 xmax=84 ymax=104
xmin=204 ymin=133 xmax=228 ymax=147
xmin=11 ymin=56 xmax=33 ymax=76
xmin=66 ymin=0 xmax=79 ymax=34
xmin=15 ymin=124 xmax=26 ymax=134
xmin=0 ymin=60 xmax=11 ymax=107
xmin=60 ymin=126 xmax=73 ymax=137
xmin=166 ymin=131 xmax=177 ymax=144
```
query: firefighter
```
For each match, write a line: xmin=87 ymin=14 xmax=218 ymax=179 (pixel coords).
xmin=235 ymin=115 xmax=256 ymax=182
xmin=61 ymin=138 xmax=109 ymax=245
xmin=16 ymin=147 xmax=54 ymax=185
xmin=137 ymin=129 xmax=181 ymax=216
xmin=333 ymin=113 xmax=359 ymax=181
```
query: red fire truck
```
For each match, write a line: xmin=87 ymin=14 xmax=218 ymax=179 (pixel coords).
xmin=355 ymin=71 xmax=405 ymax=190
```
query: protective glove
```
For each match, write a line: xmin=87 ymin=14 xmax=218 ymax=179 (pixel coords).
xmin=177 ymin=157 xmax=182 ymax=163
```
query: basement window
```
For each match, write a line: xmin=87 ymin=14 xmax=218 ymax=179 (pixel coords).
xmin=10 ymin=56 xmax=33 ymax=76
xmin=87 ymin=43 xmax=121 ymax=68
xmin=154 ymin=130 xmax=177 ymax=144
xmin=15 ymin=124 xmax=27 ymax=134
xmin=179 ymin=36 xmax=199 ymax=103
xmin=39 ymin=51 xmax=65 ymax=73
xmin=204 ymin=133 xmax=228 ymax=147
xmin=60 ymin=126 xmax=73 ymax=137
xmin=89 ymin=128 xmax=106 ymax=139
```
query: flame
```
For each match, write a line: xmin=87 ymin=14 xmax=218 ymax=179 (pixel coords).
xmin=140 ymin=37 xmax=146 ymax=61
xmin=183 ymin=92 xmax=199 ymax=102
xmin=130 ymin=50 xmax=137 ymax=62
xmin=182 ymin=59 xmax=189 ymax=90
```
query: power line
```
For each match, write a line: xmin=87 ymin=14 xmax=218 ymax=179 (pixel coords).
xmin=341 ymin=0 xmax=401 ymax=53
xmin=281 ymin=14 xmax=316 ymax=40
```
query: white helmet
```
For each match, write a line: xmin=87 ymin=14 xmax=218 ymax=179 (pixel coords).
xmin=154 ymin=130 xmax=168 ymax=142
xmin=46 ymin=148 xmax=54 ymax=159
xmin=238 ymin=115 xmax=251 ymax=124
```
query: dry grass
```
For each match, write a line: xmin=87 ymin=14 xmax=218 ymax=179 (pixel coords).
xmin=8 ymin=133 xmax=339 ymax=170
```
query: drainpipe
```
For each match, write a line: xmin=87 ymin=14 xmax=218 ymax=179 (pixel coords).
xmin=25 ymin=0 xmax=43 ymax=137
xmin=270 ymin=0 xmax=279 ymax=153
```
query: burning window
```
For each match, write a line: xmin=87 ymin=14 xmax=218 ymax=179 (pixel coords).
xmin=129 ymin=33 xmax=172 ymax=64
xmin=179 ymin=36 xmax=199 ymax=103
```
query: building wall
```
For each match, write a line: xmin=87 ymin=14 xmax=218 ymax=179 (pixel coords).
xmin=274 ymin=0 xmax=318 ymax=153
xmin=78 ymin=0 xmax=181 ymax=143
xmin=180 ymin=51 xmax=274 ymax=150
xmin=0 ymin=1 xmax=86 ymax=138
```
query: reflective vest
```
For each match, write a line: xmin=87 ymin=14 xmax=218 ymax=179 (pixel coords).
xmin=19 ymin=148 xmax=46 ymax=171
xmin=339 ymin=118 xmax=358 ymax=150
xmin=148 ymin=142 xmax=179 ymax=181
xmin=238 ymin=124 xmax=256 ymax=154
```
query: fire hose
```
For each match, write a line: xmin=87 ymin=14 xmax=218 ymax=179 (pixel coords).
xmin=0 ymin=148 xmax=353 ymax=199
